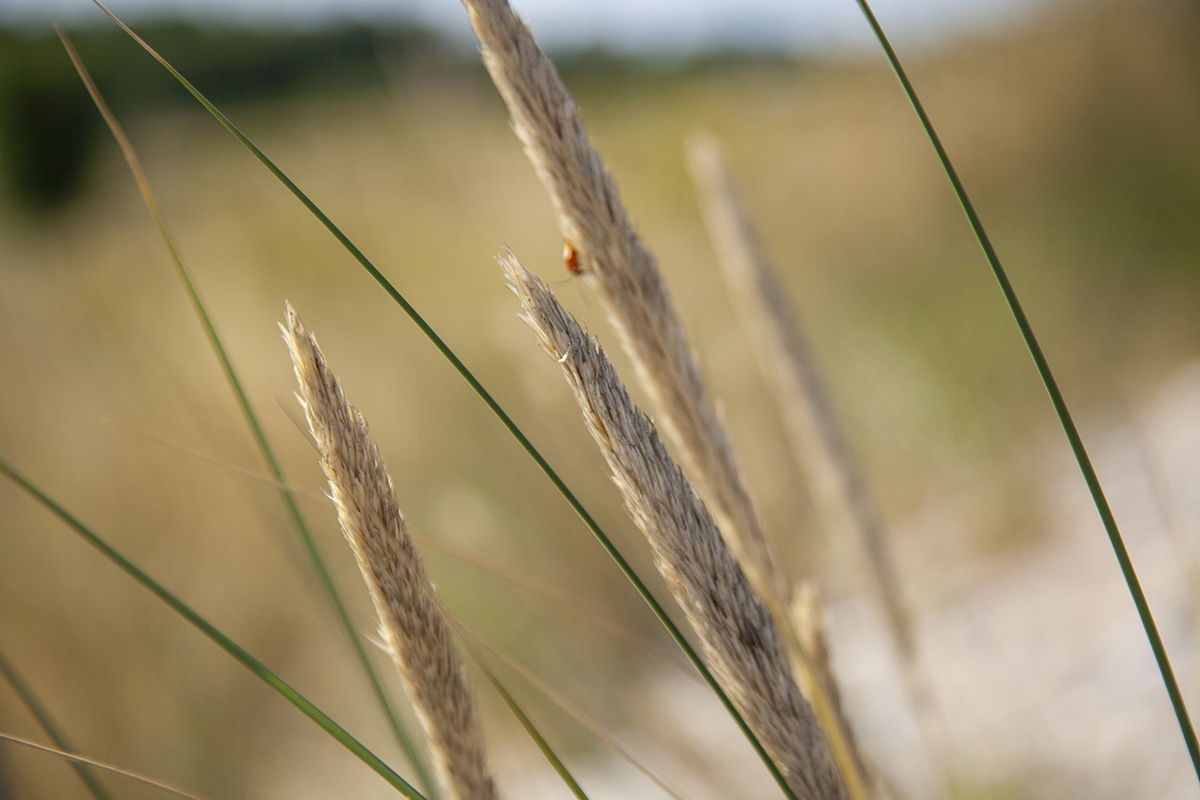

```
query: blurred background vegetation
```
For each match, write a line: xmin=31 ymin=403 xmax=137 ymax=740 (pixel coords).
xmin=1 ymin=1 xmax=1199 ymax=798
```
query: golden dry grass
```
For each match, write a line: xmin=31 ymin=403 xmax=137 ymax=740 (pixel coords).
xmin=1 ymin=2 xmax=1199 ymax=797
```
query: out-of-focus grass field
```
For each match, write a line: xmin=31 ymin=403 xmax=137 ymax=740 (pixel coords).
xmin=1 ymin=2 xmax=1200 ymax=798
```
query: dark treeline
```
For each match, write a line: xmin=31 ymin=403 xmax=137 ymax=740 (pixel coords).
xmin=0 ymin=19 xmax=805 ymax=216
xmin=0 ymin=21 xmax=459 ymax=213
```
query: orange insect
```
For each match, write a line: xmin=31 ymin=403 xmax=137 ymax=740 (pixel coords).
xmin=563 ymin=241 xmax=581 ymax=275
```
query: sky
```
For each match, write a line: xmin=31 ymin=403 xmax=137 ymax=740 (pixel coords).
xmin=2 ymin=0 xmax=1060 ymax=54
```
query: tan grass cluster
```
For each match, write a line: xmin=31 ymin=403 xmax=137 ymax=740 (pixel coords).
xmin=283 ymin=303 xmax=499 ymax=800
xmin=686 ymin=134 xmax=912 ymax=668
xmin=687 ymin=136 xmax=946 ymax=788
xmin=501 ymin=252 xmax=848 ymax=800
xmin=457 ymin=0 xmax=880 ymax=794
xmin=459 ymin=0 xmax=784 ymax=608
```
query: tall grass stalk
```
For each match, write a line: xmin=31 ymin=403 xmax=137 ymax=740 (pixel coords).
xmin=414 ymin=538 xmax=697 ymax=682
xmin=0 ymin=457 xmax=427 ymax=800
xmin=851 ymin=0 xmax=1200 ymax=777
xmin=0 ymin=648 xmax=112 ymax=800
xmin=686 ymin=134 xmax=944 ymax=785
xmin=285 ymin=304 xmax=500 ymax=800
xmin=502 ymin=252 xmax=848 ymax=800
xmin=457 ymin=2 xmax=868 ymax=793
xmin=459 ymin=0 xmax=785 ymax=619
xmin=85 ymin=4 xmax=805 ymax=797
xmin=449 ymin=616 xmax=689 ymax=800
xmin=685 ymin=135 xmax=911 ymax=668
xmin=787 ymin=585 xmax=869 ymax=787
xmin=56 ymin=28 xmax=440 ymax=797
xmin=112 ymin=369 xmax=612 ymax=799
xmin=0 ymin=732 xmax=206 ymax=800
xmin=4 ymin=0 xmax=1189 ymax=796
xmin=99 ymin=423 xmax=696 ymax=681
xmin=447 ymin=622 xmax=590 ymax=800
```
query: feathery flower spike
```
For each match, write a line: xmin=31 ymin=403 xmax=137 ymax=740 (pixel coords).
xmin=460 ymin=0 xmax=785 ymax=609
xmin=501 ymin=254 xmax=848 ymax=800
xmin=284 ymin=303 xmax=500 ymax=800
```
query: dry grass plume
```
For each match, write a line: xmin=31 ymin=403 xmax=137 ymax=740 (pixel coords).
xmin=686 ymin=133 xmax=912 ymax=669
xmin=501 ymin=251 xmax=848 ymax=800
xmin=688 ymin=135 xmax=945 ymax=791
xmin=283 ymin=302 xmax=500 ymax=800
xmin=459 ymin=0 xmax=784 ymax=608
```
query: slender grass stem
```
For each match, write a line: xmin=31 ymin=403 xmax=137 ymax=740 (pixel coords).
xmin=87 ymin=4 xmax=799 ymax=796
xmin=449 ymin=619 xmax=591 ymax=800
xmin=0 ymin=731 xmax=207 ymax=800
xmin=0 ymin=648 xmax=113 ymax=800
xmin=56 ymin=29 xmax=438 ymax=797
xmin=852 ymin=0 xmax=1200 ymax=778
xmin=0 ymin=457 xmax=427 ymax=800
xmin=111 ymin=420 xmax=678 ymax=795
xmin=452 ymin=616 xmax=690 ymax=800
xmin=423 ymin=537 xmax=698 ymax=683
xmin=108 ymin=420 xmax=699 ymax=681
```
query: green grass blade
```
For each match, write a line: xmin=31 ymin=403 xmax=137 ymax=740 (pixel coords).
xmin=0 ymin=647 xmax=113 ymax=800
xmin=55 ymin=30 xmax=439 ymax=798
xmin=482 ymin=676 xmax=589 ymax=800
xmin=450 ymin=622 xmax=590 ymax=800
xmin=85 ymin=5 xmax=800 ymax=797
xmin=851 ymin=0 xmax=1200 ymax=777
xmin=453 ymin=616 xmax=690 ymax=800
xmin=0 ymin=456 xmax=427 ymax=800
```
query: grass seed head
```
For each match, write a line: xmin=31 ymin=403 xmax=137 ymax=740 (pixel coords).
xmin=501 ymin=253 xmax=849 ymax=800
xmin=283 ymin=303 xmax=500 ymax=800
